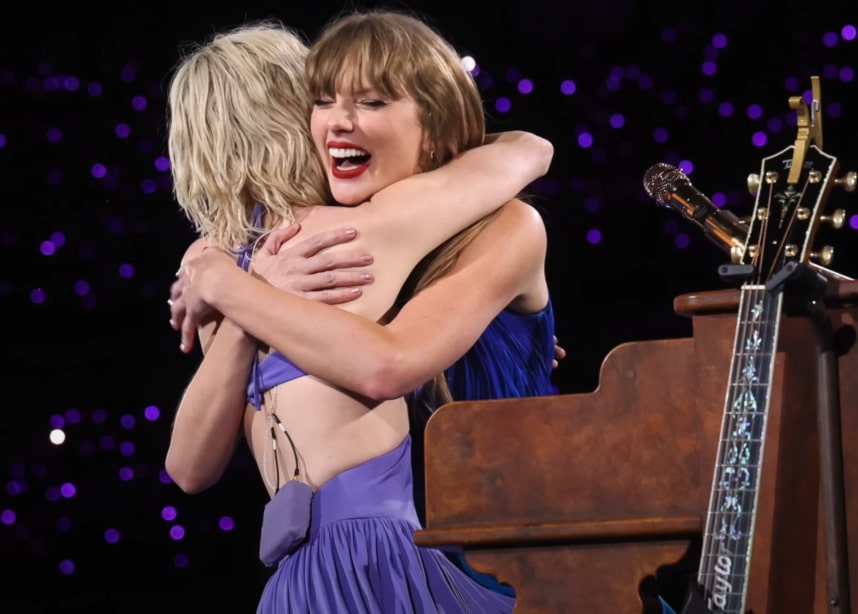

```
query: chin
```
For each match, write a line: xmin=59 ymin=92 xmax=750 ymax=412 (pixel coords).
xmin=329 ymin=188 xmax=365 ymax=206
xmin=329 ymin=183 xmax=373 ymax=207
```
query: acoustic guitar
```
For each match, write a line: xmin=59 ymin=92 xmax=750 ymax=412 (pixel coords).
xmin=661 ymin=76 xmax=842 ymax=614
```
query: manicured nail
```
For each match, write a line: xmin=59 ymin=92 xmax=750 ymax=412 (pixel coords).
xmin=345 ymin=228 xmax=357 ymax=237
xmin=360 ymin=254 xmax=373 ymax=263
xmin=361 ymin=273 xmax=373 ymax=281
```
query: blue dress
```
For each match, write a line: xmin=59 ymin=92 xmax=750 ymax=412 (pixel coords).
xmin=411 ymin=301 xmax=557 ymax=597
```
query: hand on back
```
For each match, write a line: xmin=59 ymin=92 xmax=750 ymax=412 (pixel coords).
xmin=251 ymin=224 xmax=375 ymax=305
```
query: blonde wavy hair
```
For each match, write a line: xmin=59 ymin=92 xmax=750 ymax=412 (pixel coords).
xmin=167 ymin=21 xmax=330 ymax=249
xmin=308 ymin=11 xmax=502 ymax=408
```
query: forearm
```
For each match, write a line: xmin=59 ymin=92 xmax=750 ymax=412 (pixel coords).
xmin=202 ymin=263 xmax=419 ymax=400
xmin=165 ymin=320 xmax=257 ymax=493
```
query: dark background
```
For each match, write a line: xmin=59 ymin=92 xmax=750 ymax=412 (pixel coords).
xmin=2 ymin=0 xmax=858 ymax=611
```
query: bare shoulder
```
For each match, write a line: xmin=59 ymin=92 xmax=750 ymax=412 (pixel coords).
xmin=480 ymin=199 xmax=549 ymax=312
xmin=181 ymin=237 xmax=210 ymax=264
xmin=473 ymin=198 xmax=547 ymax=252
xmin=503 ymin=198 xmax=547 ymax=228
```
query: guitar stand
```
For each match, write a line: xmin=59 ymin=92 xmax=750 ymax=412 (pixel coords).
xmin=683 ymin=262 xmax=852 ymax=614
xmin=808 ymin=292 xmax=852 ymax=614
xmin=773 ymin=262 xmax=852 ymax=614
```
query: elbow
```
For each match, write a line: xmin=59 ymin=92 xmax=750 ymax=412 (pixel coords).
xmin=519 ymin=132 xmax=553 ymax=179
xmin=356 ymin=351 xmax=420 ymax=401
xmin=535 ymin=136 xmax=554 ymax=177
xmin=164 ymin=455 xmax=217 ymax=495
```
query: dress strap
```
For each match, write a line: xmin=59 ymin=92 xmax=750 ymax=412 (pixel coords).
xmin=231 ymin=203 xmax=266 ymax=411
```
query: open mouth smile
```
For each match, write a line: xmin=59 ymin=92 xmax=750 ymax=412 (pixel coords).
xmin=329 ymin=146 xmax=371 ymax=179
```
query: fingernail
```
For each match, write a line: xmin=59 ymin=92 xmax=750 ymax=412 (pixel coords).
xmin=360 ymin=254 xmax=373 ymax=263
xmin=179 ymin=343 xmax=186 ymax=352
xmin=361 ymin=273 xmax=373 ymax=281
xmin=167 ymin=299 xmax=173 ymax=306
xmin=345 ymin=228 xmax=356 ymax=237
xmin=349 ymin=288 xmax=361 ymax=295
xmin=169 ymin=319 xmax=176 ymax=327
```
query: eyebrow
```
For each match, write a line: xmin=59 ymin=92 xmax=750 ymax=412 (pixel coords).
xmin=349 ymin=87 xmax=379 ymax=97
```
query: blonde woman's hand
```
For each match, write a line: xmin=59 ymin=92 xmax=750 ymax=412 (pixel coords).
xmin=552 ymin=335 xmax=566 ymax=369
xmin=169 ymin=247 xmax=233 ymax=353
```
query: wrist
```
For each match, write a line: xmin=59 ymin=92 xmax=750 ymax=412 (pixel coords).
xmin=199 ymin=256 xmax=233 ymax=307
xmin=218 ymin=318 xmax=257 ymax=350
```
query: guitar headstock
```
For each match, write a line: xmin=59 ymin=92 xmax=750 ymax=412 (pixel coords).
xmin=739 ymin=76 xmax=858 ymax=285
xmin=741 ymin=143 xmax=839 ymax=284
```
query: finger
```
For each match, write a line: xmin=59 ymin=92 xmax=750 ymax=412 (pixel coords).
xmin=170 ymin=300 xmax=187 ymax=331
xmin=307 ymin=270 xmax=374 ymax=290
xmin=169 ymin=278 xmax=185 ymax=302
xmin=180 ymin=317 xmax=196 ymax=354
xmin=308 ymin=249 xmax=373 ymax=273
xmin=262 ymin=224 xmax=302 ymax=255
xmin=308 ymin=287 xmax=364 ymax=305
xmin=284 ymin=227 xmax=358 ymax=258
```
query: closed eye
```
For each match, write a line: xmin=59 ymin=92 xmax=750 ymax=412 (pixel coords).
xmin=358 ymin=99 xmax=388 ymax=108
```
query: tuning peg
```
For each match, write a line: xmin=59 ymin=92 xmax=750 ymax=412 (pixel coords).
xmin=820 ymin=208 xmax=847 ymax=228
xmin=810 ymin=245 xmax=835 ymax=266
xmin=747 ymin=173 xmax=760 ymax=196
xmin=835 ymin=172 xmax=857 ymax=192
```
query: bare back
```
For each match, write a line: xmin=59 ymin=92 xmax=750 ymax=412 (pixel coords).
xmin=231 ymin=131 xmax=553 ymax=496
xmin=245 ymin=203 xmax=468 ymax=494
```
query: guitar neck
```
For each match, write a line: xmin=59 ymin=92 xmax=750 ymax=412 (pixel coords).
xmin=697 ymin=285 xmax=784 ymax=613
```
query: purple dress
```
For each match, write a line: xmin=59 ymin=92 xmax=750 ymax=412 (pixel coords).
xmin=255 ymin=434 xmax=514 ymax=613
xmin=237 ymin=206 xmax=516 ymax=611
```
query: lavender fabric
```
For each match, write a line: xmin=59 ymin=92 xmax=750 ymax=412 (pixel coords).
xmin=259 ymin=479 xmax=314 ymax=568
xmin=231 ymin=203 xmax=309 ymax=411
xmin=247 ymin=352 xmax=306 ymax=409
xmin=256 ymin=435 xmax=514 ymax=613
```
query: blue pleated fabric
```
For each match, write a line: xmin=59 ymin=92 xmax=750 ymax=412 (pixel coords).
xmin=446 ymin=300 xmax=556 ymax=401
xmin=256 ymin=436 xmax=514 ymax=613
xmin=414 ymin=300 xmax=557 ymax=598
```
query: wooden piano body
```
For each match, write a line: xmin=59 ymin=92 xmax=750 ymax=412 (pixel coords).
xmin=414 ymin=283 xmax=858 ymax=613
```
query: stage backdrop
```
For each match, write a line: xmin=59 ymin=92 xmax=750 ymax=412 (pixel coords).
xmin=2 ymin=0 xmax=857 ymax=611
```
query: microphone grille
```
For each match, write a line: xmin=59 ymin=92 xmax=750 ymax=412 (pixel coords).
xmin=643 ymin=163 xmax=689 ymax=206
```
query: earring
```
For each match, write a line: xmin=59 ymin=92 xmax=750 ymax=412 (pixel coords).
xmin=430 ymin=150 xmax=437 ymax=163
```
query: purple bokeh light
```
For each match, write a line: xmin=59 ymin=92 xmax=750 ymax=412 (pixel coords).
xmin=131 ymin=95 xmax=147 ymax=110
xmin=105 ymin=528 xmax=121 ymax=543
xmin=585 ymin=229 xmax=602 ymax=245
xmin=218 ymin=516 xmax=235 ymax=531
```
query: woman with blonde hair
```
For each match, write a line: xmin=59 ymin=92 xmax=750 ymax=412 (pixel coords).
xmin=166 ymin=12 xmax=555 ymax=613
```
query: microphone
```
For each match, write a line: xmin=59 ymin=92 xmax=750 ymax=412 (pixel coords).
xmin=643 ymin=163 xmax=748 ymax=261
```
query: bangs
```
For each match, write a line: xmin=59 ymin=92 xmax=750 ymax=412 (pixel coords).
xmin=307 ymin=21 xmax=412 ymax=99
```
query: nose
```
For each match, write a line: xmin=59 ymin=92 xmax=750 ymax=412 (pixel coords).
xmin=327 ymin=100 xmax=354 ymax=132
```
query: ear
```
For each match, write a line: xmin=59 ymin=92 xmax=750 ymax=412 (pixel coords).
xmin=421 ymin=133 xmax=438 ymax=169
xmin=420 ymin=130 xmax=433 ymax=154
